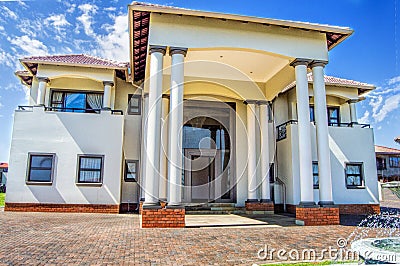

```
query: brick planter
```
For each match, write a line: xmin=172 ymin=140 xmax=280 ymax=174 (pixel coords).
xmin=295 ymin=206 xmax=340 ymax=226
xmin=245 ymin=201 xmax=274 ymax=214
xmin=141 ymin=206 xmax=185 ymax=228
xmin=4 ymin=203 xmax=119 ymax=213
xmin=338 ymin=204 xmax=380 ymax=215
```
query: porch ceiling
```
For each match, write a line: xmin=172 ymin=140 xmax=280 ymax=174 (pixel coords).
xmin=161 ymin=49 xmax=290 ymax=83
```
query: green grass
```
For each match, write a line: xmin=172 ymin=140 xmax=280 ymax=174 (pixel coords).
xmin=0 ymin=193 xmax=5 ymax=207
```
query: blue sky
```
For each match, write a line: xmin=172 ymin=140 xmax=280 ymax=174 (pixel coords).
xmin=0 ymin=0 xmax=399 ymax=161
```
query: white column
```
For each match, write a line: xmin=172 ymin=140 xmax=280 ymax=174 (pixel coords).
xmin=143 ymin=46 xmax=166 ymax=206
xmin=311 ymin=61 xmax=334 ymax=205
xmin=36 ymin=77 xmax=49 ymax=106
xmin=246 ymin=100 xmax=258 ymax=202
xmin=291 ymin=59 xmax=314 ymax=206
xmin=168 ymin=47 xmax=187 ymax=206
xmin=103 ymin=81 xmax=114 ymax=109
xmin=348 ymin=100 xmax=358 ymax=124
xmin=259 ymin=101 xmax=271 ymax=202
xmin=159 ymin=95 xmax=169 ymax=202
xmin=140 ymin=93 xmax=149 ymax=201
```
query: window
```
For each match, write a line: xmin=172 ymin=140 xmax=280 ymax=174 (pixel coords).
xmin=51 ymin=91 xmax=103 ymax=113
xmin=327 ymin=107 xmax=340 ymax=126
xmin=128 ymin=94 xmax=141 ymax=115
xmin=77 ymin=155 xmax=104 ymax=184
xmin=309 ymin=106 xmax=340 ymax=126
xmin=27 ymin=153 xmax=55 ymax=183
xmin=312 ymin=162 xmax=319 ymax=189
xmin=376 ymin=157 xmax=387 ymax=170
xmin=345 ymin=163 xmax=364 ymax=188
xmin=389 ymin=157 xmax=400 ymax=168
xmin=125 ymin=160 xmax=139 ymax=182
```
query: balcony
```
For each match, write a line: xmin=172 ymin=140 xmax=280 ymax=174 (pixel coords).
xmin=276 ymin=120 xmax=371 ymax=141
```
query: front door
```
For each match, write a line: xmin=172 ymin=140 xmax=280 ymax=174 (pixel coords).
xmin=186 ymin=150 xmax=215 ymax=202
xmin=182 ymin=100 xmax=236 ymax=203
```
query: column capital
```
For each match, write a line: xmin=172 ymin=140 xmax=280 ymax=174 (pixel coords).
xmin=244 ymin=100 xmax=258 ymax=105
xmin=290 ymin=58 xmax=312 ymax=67
xmin=347 ymin=99 xmax=359 ymax=104
xmin=149 ymin=45 xmax=167 ymax=55
xmin=169 ymin=47 xmax=188 ymax=57
xmin=257 ymin=100 xmax=270 ymax=105
xmin=162 ymin=94 xmax=170 ymax=99
xmin=37 ymin=76 xmax=49 ymax=83
xmin=103 ymin=81 xmax=114 ymax=87
xmin=309 ymin=60 xmax=328 ymax=68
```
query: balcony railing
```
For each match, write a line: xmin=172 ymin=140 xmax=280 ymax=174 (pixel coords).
xmin=276 ymin=120 xmax=371 ymax=141
xmin=18 ymin=106 xmax=123 ymax=115
xmin=276 ymin=120 xmax=298 ymax=141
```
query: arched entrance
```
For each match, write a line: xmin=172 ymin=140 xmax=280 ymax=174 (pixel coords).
xmin=182 ymin=100 xmax=236 ymax=203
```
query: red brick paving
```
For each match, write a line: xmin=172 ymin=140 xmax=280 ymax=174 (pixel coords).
xmin=0 ymin=211 xmax=369 ymax=265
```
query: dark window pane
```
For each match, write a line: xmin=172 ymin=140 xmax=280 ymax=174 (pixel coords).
xmin=28 ymin=154 xmax=54 ymax=182
xmin=78 ymin=156 xmax=103 ymax=183
xmin=65 ymin=93 xmax=86 ymax=112
xmin=79 ymin=170 xmax=101 ymax=183
xmin=345 ymin=163 xmax=363 ymax=187
xmin=312 ymin=162 xmax=319 ymax=187
xmin=29 ymin=169 xmax=52 ymax=181
xmin=31 ymin=156 xmax=53 ymax=168
xmin=310 ymin=106 xmax=314 ymax=122
xmin=80 ymin=157 xmax=102 ymax=170
xmin=128 ymin=95 xmax=141 ymax=115
xmin=125 ymin=160 xmax=138 ymax=181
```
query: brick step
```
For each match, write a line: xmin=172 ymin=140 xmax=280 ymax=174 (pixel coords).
xmin=208 ymin=203 xmax=236 ymax=208
xmin=186 ymin=209 xmax=246 ymax=215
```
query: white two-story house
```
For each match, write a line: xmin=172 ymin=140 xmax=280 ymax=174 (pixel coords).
xmin=6 ymin=2 xmax=379 ymax=227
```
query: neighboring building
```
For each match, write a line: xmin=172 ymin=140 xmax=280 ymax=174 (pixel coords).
xmin=5 ymin=2 xmax=380 ymax=227
xmin=0 ymin=163 xmax=8 ymax=193
xmin=375 ymin=145 xmax=400 ymax=182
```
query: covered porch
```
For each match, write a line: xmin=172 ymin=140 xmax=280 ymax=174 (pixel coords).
xmin=129 ymin=2 xmax=353 ymax=227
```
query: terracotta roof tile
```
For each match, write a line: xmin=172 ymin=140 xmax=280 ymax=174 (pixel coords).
xmin=307 ymin=73 xmax=374 ymax=88
xmin=21 ymin=54 xmax=129 ymax=69
xmin=375 ymin=145 xmax=400 ymax=154
xmin=0 ymin=163 xmax=8 ymax=168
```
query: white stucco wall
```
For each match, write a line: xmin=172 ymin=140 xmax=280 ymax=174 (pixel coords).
xmin=114 ymin=79 xmax=142 ymax=204
xmin=278 ymin=123 xmax=378 ymax=205
xmin=6 ymin=107 xmax=124 ymax=205
xmin=149 ymin=14 xmax=328 ymax=61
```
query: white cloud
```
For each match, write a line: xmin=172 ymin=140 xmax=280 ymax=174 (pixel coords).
xmin=389 ymin=76 xmax=400 ymax=85
xmin=45 ymin=14 xmax=70 ymax=29
xmin=77 ymin=3 xmax=98 ymax=37
xmin=16 ymin=18 xmax=44 ymax=38
xmin=369 ymin=95 xmax=383 ymax=114
xmin=66 ymin=3 xmax=76 ymax=13
xmin=358 ymin=110 xmax=370 ymax=124
xmin=9 ymin=35 xmax=48 ymax=56
xmin=0 ymin=48 xmax=15 ymax=68
xmin=1 ymin=6 xmax=17 ymax=20
xmin=104 ymin=7 xmax=117 ymax=11
xmin=0 ymin=25 xmax=4 ymax=31
xmin=372 ymin=94 xmax=400 ymax=123
xmin=94 ymin=14 xmax=129 ymax=62
xmin=44 ymin=14 xmax=71 ymax=42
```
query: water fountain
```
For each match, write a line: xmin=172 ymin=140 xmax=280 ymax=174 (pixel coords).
xmin=349 ymin=207 xmax=400 ymax=264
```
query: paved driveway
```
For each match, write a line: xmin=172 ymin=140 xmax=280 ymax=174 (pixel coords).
xmin=0 ymin=211 xmax=369 ymax=265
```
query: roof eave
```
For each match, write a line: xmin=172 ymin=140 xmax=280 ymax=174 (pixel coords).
xmin=128 ymin=4 xmax=354 ymax=36
xmin=20 ymin=60 xmax=128 ymax=71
